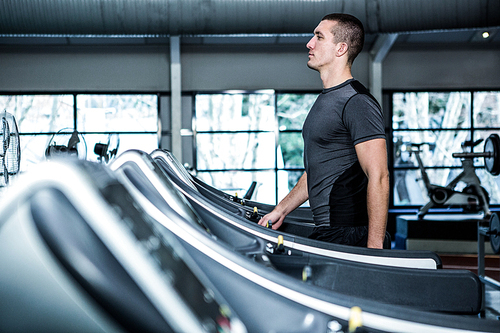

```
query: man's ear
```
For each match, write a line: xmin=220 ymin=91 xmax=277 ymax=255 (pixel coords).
xmin=336 ymin=42 xmax=349 ymax=57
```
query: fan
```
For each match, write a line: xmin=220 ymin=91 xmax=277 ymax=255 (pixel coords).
xmin=0 ymin=111 xmax=21 ymax=187
xmin=94 ymin=134 xmax=120 ymax=163
xmin=45 ymin=128 xmax=87 ymax=160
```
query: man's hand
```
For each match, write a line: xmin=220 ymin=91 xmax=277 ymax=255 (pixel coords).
xmin=258 ymin=210 xmax=285 ymax=230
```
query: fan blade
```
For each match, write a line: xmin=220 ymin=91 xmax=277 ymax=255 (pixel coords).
xmin=67 ymin=130 xmax=80 ymax=149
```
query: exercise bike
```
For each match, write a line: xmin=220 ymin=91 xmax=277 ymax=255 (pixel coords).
xmin=406 ymin=134 xmax=500 ymax=253
xmin=407 ymin=135 xmax=500 ymax=220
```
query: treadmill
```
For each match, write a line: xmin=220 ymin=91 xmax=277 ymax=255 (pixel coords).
xmin=0 ymin=159 xmax=246 ymax=333
xmin=111 ymin=150 xmax=484 ymax=314
xmin=108 ymin=150 xmax=499 ymax=332
xmin=150 ymin=149 xmax=442 ymax=270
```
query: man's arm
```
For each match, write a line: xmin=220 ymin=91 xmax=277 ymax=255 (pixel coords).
xmin=355 ymin=138 xmax=389 ymax=249
xmin=258 ymin=172 xmax=309 ymax=230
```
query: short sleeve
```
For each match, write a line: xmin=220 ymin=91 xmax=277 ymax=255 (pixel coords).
xmin=343 ymin=94 xmax=386 ymax=146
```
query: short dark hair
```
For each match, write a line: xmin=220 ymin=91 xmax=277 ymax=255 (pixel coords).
xmin=321 ymin=13 xmax=364 ymax=66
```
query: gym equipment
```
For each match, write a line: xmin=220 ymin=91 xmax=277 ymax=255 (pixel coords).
xmin=150 ymin=149 xmax=443 ymax=270
xmin=111 ymin=150 xmax=483 ymax=315
xmin=478 ymin=213 xmax=500 ymax=296
xmin=94 ymin=133 xmax=120 ymax=164
xmin=348 ymin=306 xmax=363 ymax=333
xmin=243 ymin=181 xmax=257 ymax=200
xmin=3 ymin=154 xmax=497 ymax=332
xmin=407 ymin=134 xmax=500 ymax=219
xmin=488 ymin=212 xmax=500 ymax=254
xmin=0 ymin=159 xmax=245 ymax=333
xmin=0 ymin=111 xmax=20 ymax=186
xmin=45 ymin=128 xmax=87 ymax=160
xmin=453 ymin=134 xmax=500 ymax=176
xmin=193 ymin=172 xmax=314 ymax=222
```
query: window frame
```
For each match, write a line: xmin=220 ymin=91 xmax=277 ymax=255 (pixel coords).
xmin=0 ymin=91 xmax=161 ymax=171
xmin=192 ymin=90 xmax=320 ymax=204
xmin=387 ymin=88 xmax=500 ymax=210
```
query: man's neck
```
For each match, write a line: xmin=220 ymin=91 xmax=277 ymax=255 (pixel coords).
xmin=320 ymin=66 xmax=353 ymax=89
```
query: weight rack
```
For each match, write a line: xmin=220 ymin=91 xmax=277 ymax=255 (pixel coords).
xmin=477 ymin=215 xmax=500 ymax=316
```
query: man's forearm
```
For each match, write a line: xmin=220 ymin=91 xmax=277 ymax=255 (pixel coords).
xmin=275 ymin=172 xmax=309 ymax=215
xmin=258 ymin=172 xmax=309 ymax=228
xmin=366 ymin=174 xmax=389 ymax=248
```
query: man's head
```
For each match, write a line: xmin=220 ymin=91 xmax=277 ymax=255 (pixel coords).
xmin=321 ymin=13 xmax=365 ymax=66
xmin=306 ymin=13 xmax=364 ymax=72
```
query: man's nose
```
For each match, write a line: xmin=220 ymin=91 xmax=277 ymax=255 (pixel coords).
xmin=306 ymin=37 xmax=314 ymax=49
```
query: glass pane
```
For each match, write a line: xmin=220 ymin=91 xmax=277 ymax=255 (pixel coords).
xmin=195 ymin=93 xmax=275 ymax=131
xmin=0 ymin=95 xmax=74 ymax=133
xmin=393 ymin=130 xmax=470 ymax=167
xmin=393 ymin=92 xmax=471 ymax=129
xmin=278 ymin=132 xmax=304 ymax=169
xmin=197 ymin=170 xmax=276 ymax=204
xmin=196 ymin=132 xmax=275 ymax=169
xmin=77 ymin=94 xmax=158 ymax=132
xmin=393 ymin=168 xmax=465 ymax=206
xmin=17 ymin=132 xmax=157 ymax=174
xmin=18 ymin=134 xmax=53 ymax=173
xmin=473 ymin=91 xmax=500 ymax=127
xmin=277 ymin=93 xmax=317 ymax=130
xmin=476 ymin=169 xmax=500 ymax=205
xmin=393 ymin=169 xmax=426 ymax=206
xmin=84 ymin=133 xmax=158 ymax=163
xmin=18 ymin=134 xmax=91 ymax=173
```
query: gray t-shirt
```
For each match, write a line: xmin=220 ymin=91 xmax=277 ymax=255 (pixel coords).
xmin=302 ymin=79 xmax=385 ymax=227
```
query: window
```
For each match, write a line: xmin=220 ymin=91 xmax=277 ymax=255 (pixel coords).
xmin=0 ymin=94 xmax=158 ymax=172
xmin=0 ymin=95 xmax=74 ymax=172
xmin=391 ymin=91 xmax=500 ymax=207
xmin=76 ymin=94 xmax=158 ymax=163
xmin=194 ymin=91 xmax=317 ymax=204
xmin=276 ymin=93 xmax=317 ymax=202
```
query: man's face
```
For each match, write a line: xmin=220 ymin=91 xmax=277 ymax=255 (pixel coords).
xmin=306 ymin=20 xmax=338 ymax=71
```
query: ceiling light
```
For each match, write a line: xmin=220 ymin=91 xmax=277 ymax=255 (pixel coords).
xmin=482 ymin=31 xmax=490 ymax=39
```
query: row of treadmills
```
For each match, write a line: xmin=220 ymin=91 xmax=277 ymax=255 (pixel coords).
xmin=0 ymin=149 xmax=499 ymax=333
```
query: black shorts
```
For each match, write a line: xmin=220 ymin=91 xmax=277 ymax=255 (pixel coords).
xmin=308 ymin=225 xmax=391 ymax=249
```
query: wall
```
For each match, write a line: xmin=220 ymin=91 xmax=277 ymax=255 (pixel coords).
xmin=0 ymin=45 xmax=170 ymax=92
xmin=384 ymin=47 xmax=500 ymax=90
xmin=0 ymin=44 xmax=370 ymax=93
xmin=2 ymin=44 xmax=498 ymax=93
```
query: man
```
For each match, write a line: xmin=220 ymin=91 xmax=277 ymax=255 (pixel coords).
xmin=258 ymin=13 xmax=389 ymax=249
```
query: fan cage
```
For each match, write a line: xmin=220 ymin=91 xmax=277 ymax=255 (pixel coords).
xmin=0 ymin=111 xmax=21 ymax=187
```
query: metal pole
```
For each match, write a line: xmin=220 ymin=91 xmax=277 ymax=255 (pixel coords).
xmin=369 ymin=33 xmax=398 ymax=105
xmin=170 ymin=36 xmax=182 ymax=161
